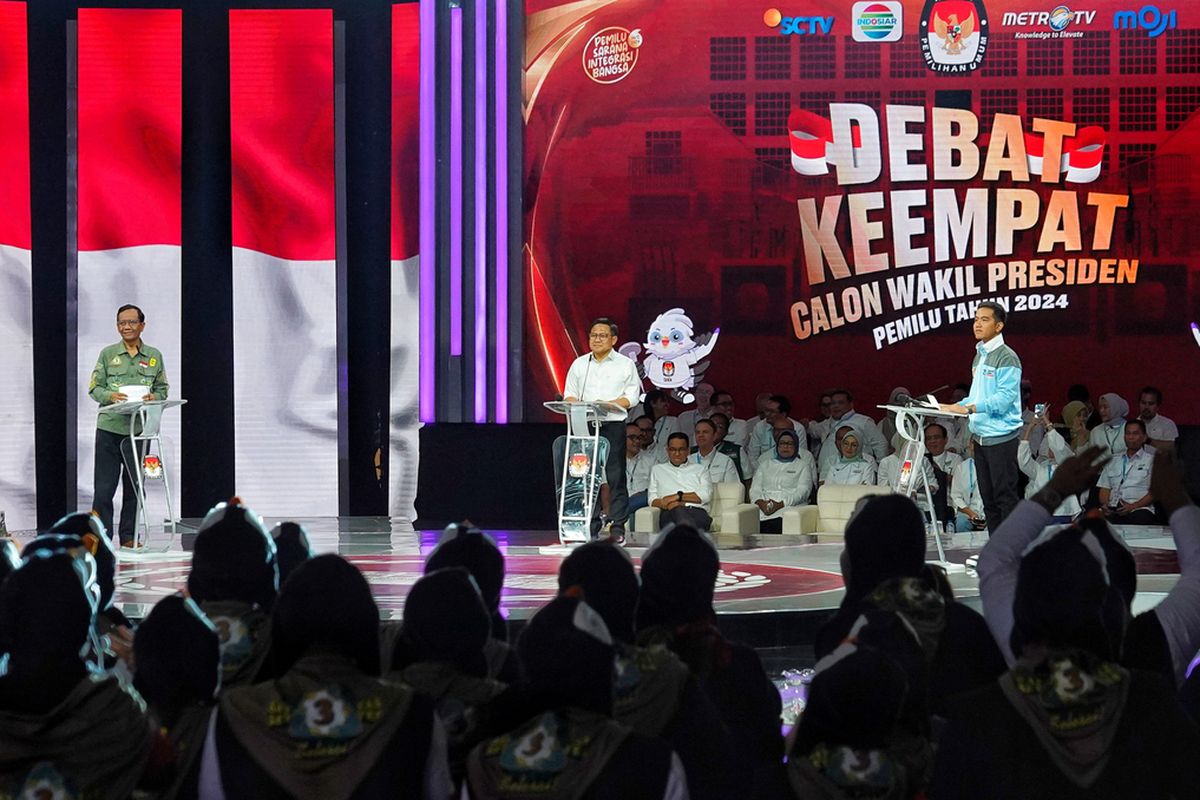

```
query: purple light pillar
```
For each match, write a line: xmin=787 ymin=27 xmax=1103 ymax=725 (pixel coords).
xmin=419 ymin=0 xmax=436 ymax=422
xmin=449 ymin=6 xmax=463 ymax=357
xmin=473 ymin=0 xmax=488 ymax=421
xmin=493 ymin=0 xmax=508 ymax=422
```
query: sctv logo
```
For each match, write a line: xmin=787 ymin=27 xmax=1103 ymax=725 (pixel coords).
xmin=763 ymin=8 xmax=834 ymax=35
xmin=1114 ymin=5 xmax=1177 ymax=38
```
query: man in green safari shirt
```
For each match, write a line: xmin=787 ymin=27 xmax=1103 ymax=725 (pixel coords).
xmin=89 ymin=304 xmax=169 ymax=547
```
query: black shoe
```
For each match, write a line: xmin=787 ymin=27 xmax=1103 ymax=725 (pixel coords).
xmin=609 ymin=523 xmax=625 ymax=545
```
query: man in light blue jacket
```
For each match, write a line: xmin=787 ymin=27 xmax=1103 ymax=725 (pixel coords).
xmin=943 ymin=301 xmax=1023 ymax=533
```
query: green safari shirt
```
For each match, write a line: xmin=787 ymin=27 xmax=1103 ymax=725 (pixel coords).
xmin=89 ymin=341 xmax=170 ymax=435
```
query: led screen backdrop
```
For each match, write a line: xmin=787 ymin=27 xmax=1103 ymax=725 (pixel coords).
xmin=523 ymin=0 xmax=1200 ymax=421
xmin=76 ymin=8 xmax=182 ymax=523
xmin=230 ymin=9 xmax=337 ymax=515
xmin=0 ymin=0 xmax=35 ymax=529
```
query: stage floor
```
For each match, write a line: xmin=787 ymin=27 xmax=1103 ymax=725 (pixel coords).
xmin=4 ymin=516 xmax=1179 ymax=624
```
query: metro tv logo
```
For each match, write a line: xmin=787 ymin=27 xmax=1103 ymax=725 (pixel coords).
xmin=763 ymin=8 xmax=834 ymax=34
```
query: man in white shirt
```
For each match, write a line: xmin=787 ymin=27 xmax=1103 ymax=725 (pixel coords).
xmin=562 ymin=318 xmax=643 ymax=538
xmin=747 ymin=395 xmax=806 ymax=471
xmin=625 ymin=422 xmax=652 ymax=516
xmin=710 ymin=390 xmax=751 ymax=448
xmin=816 ymin=389 xmax=888 ymax=475
xmin=1098 ymin=418 xmax=1157 ymax=525
xmin=634 ymin=416 xmax=655 ymax=453
xmin=707 ymin=411 xmax=749 ymax=481
xmin=1139 ymin=386 xmax=1178 ymax=452
xmin=922 ymin=423 xmax=962 ymax=524
xmin=675 ymin=382 xmax=715 ymax=438
xmin=950 ymin=443 xmax=987 ymax=532
xmin=689 ymin=419 xmax=740 ymax=486
xmin=648 ymin=433 xmax=714 ymax=530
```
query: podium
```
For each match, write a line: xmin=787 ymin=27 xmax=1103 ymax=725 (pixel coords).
xmin=104 ymin=398 xmax=187 ymax=548
xmin=544 ymin=400 xmax=624 ymax=546
xmin=878 ymin=400 xmax=967 ymax=565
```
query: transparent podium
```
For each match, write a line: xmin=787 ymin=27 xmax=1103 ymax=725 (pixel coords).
xmin=878 ymin=400 xmax=967 ymax=566
xmin=104 ymin=398 xmax=187 ymax=548
xmin=544 ymin=400 xmax=624 ymax=546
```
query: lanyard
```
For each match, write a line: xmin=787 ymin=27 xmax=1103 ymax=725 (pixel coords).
xmin=1104 ymin=425 xmax=1121 ymax=453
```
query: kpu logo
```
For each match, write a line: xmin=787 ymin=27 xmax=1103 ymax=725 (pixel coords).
xmin=920 ymin=0 xmax=989 ymax=73
xmin=853 ymin=1 xmax=903 ymax=41
xmin=763 ymin=8 xmax=834 ymax=35
xmin=1113 ymin=5 xmax=1177 ymax=37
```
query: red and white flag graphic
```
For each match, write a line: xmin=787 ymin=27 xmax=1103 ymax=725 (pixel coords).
xmin=0 ymin=1 xmax=36 ymax=529
xmin=75 ymin=9 xmax=183 ymax=522
xmin=231 ymin=10 xmax=338 ymax=515
xmin=788 ymin=107 xmax=864 ymax=176
xmin=1025 ymin=126 xmax=1107 ymax=184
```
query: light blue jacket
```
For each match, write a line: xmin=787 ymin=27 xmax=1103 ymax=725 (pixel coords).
xmin=963 ymin=335 xmax=1023 ymax=444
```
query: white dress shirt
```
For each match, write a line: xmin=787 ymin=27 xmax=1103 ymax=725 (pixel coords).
xmin=690 ymin=447 xmax=740 ymax=486
xmin=1098 ymin=446 xmax=1155 ymax=506
xmin=1017 ymin=436 xmax=1082 ymax=517
xmin=727 ymin=417 xmax=752 ymax=448
xmin=1088 ymin=420 xmax=1127 ymax=457
xmin=950 ymin=458 xmax=985 ymax=516
xmin=822 ymin=456 xmax=877 ymax=486
xmin=649 ymin=461 xmax=713 ymax=512
xmin=1144 ymin=413 xmax=1179 ymax=444
xmin=750 ymin=457 xmax=815 ymax=520
xmin=626 ymin=450 xmax=652 ymax=495
xmin=562 ymin=351 xmax=642 ymax=422
xmin=817 ymin=411 xmax=888 ymax=475
xmin=677 ymin=407 xmax=713 ymax=438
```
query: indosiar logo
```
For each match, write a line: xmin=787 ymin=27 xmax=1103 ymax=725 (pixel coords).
xmin=853 ymin=1 xmax=903 ymax=41
xmin=1113 ymin=5 xmax=1177 ymax=37
xmin=763 ymin=8 xmax=834 ymax=35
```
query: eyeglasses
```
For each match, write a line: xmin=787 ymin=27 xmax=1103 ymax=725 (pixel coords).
xmin=117 ymin=320 xmax=141 ymax=328
xmin=589 ymin=332 xmax=612 ymax=339
xmin=626 ymin=434 xmax=639 ymax=440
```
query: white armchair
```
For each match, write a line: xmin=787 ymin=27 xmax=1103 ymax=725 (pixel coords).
xmin=632 ymin=481 xmax=758 ymax=535
xmin=781 ymin=483 xmax=892 ymax=542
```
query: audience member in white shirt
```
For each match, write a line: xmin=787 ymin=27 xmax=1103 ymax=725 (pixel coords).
xmin=624 ymin=422 xmax=652 ymax=516
xmin=922 ymin=423 xmax=962 ymax=524
xmin=561 ymin=317 xmax=643 ymax=536
xmin=1019 ymin=379 xmax=1046 ymax=458
xmin=816 ymin=389 xmax=887 ymax=476
xmin=950 ymin=441 xmax=987 ymax=532
xmin=747 ymin=395 xmax=806 ymax=472
xmin=1088 ymin=392 xmax=1129 ymax=456
xmin=944 ymin=383 xmax=972 ymax=453
xmin=806 ymin=390 xmax=835 ymax=452
xmin=821 ymin=429 xmax=877 ymax=486
xmin=710 ymin=390 xmax=751 ymax=449
xmin=770 ymin=416 xmax=817 ymax=491
xmin=749 ymin=429 xmax=814 ymax=533
xmin=877 ymin=386 xmax=911 ymax=452
xmin=689 ymin=419 xmax=740 ymax=486
xmin=1139 ymin=386 xmax=1179 ymax=453
xmin=648 ymin=433 xmax=714 ymax=530
xmin=1017 ymin=418 xmax=1081 ymax=520
xmin=675 ymin=382 xmax=715 ymax=439
xmin=706 ymin=412 xmax=750 ymax=482
xmin=1098 ymin=418 xmax=1157 ymax=525
xmin=642 ymin=389 xmax=680 ymax=464
xmin=634 ymin=416 xmax=655 ymax=453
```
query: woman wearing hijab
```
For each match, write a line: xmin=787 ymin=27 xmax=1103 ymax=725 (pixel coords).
xmin=1087 ymin=393 xmax=1129 ymax=457
xmin=1060 ymin=400 xmax=1091 ymax=452
xmin=1018 ymin=417 xmax=1082 ymax=520
xmin=749 ymin=429 xmax=815 ymax=533
xmin=822 ymin=428 xmax=877 ymax=486
xmin=933 ymin=525 xmax=1200 ymax=798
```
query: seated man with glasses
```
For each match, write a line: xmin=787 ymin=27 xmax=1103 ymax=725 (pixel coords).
xmin=648 ymin=433 xmax=714 ymax=531
xmin=88 ymin=304 xmax=169 ymax=548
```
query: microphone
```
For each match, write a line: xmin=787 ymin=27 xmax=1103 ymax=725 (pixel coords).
xmin=922 ymin=384 xmax=949 ymax=397
xmin=893 ymin=392 xmax=915 ymax=407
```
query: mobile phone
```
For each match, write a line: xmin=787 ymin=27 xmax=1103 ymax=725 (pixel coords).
xmin=1034 ymin=403 xmax=1047 ymax=419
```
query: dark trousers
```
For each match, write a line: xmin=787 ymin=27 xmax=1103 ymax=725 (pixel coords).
xmin=660 ymin=505 xmax=713 ymax=531
xmin=600 ymin=421 xmax=629 ymax=524
xmin=974 ymin=436 xmax=1021 ymax=534
xmin=93 ymin=429 xmax=144 ymax=542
